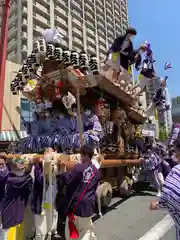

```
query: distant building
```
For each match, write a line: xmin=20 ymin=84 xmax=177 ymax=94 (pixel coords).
xmin=171 ymin=97 xmax=180 ymax=123
xmin=164 ymin=87 xmax=172 ymax=132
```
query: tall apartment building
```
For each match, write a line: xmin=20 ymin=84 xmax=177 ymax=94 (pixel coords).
xmin=171 ymin=97 xmax=180 ymax=124
xmin=6 ymin=0 xmax=129 ymax=64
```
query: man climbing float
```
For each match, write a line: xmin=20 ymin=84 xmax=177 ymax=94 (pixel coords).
xmin=104 ymin=27 xmax=137 ymax=85
xmin=145 ymin=76 xmax=170 ymax=116
xmin=132 ymin=42 xmax=156 ymax=96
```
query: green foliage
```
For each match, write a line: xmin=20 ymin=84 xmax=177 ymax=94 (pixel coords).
xmin=159 ymin=125 xmax=168 ymax=141
xmin=177 ymin=96 xmax=180 ymax=104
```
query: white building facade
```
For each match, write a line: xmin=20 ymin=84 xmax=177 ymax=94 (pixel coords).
xmin=4 ymin=0 xmax=129 ymax=64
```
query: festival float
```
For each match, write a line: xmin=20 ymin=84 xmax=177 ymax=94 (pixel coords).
xmin=9 ymin=29 xmax=149 ymax=200
xmin=4 ymin=28 xmax=154 ymax=239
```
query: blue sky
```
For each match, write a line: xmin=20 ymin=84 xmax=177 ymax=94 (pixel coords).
xmin=129 ymin=0 xmax=180 ymax=98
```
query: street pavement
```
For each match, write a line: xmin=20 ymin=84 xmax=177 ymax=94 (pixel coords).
xmin=161 ymin=227 xmax=176 ymax=240
xmin=93 ymin=192 xmax=175 ymax=240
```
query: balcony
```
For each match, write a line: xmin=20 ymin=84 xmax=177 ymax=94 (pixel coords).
xmin=54 ymin=5 xmax=68 ymax=21
xmin=98 ymin=29 xmax=106 ymax=38
xmin=71 ymin=9 xmax=83 ymax=20
xmin=72 ymin=17 xmax=83 ymax=28
xmin=72 ymin=43 xmax=82 ymax=53
xmin=99 ymin=43 xmax=106 ymax=51
xmin=114 ymin=2 xmax=120 ymax=11
xmin=21 ymin=6 xmax=28 ymax=13
xmin=114 ymin=9 xmax=120 ymax=17
xmin=85 ymin=3 xmax=94 ymax=15
xmin=21 ymin=44 xmax=28 ymax=52
xmin=96 ymin=0 xmax=104 ymax=8
xmin=107 ymin=31 xmax=115 ymax=40
xmin=55 ymin=17 xmax=68 ymax=30
xmin=21 ymin=18 xmax=28 ymax=27
xmin=33 ymin=24 xmax=45 ymax=35
xmin=8 ymin=38 xmax=16 ymax=51
xmin=8 ymin=50 xmax=17 ymax=61
xmin=85 ymin=0 xmax=94 ymax=8
xmin=33 ymin=3 xmax=50 ymax=18
xmin=121 ymin=0 xmax=127 ymax=6
xmin=97 ymin=14 xmax=104 ymax=22
xmin=106 ymin=7 xmax=113 ymax=16
xmin=108 ymin=37 xmax=113 ymax=45
xmin=34 ymin=0 xmax=50 ymax=8
xmin=106 ymin=14 xmax=114 ymax=25
xmin=33 ymin=13 xmax=50 ymax=28
xmin=71 ymin=0 xmax=82 ymax=11
xmin=61 ymin=38 xmax=68 ymax=47
xmin=105 ymin=1 xmax=112 ymax=8
xmin=9 ymin=4 xmax=17 ymax=15
xmin=99 ymin=35 xmax=106 ymax=44
xmin=72 ymin=40 xmax=84 ymax=49
xmin=85 ymin=11 xmax=94 ymax=22
xmin=87 ymin=45 xmax=96 ymax=55
xmin=86 ymin=27 xmax=95 ymax=37
xmin=73 ymin=36 xmax=83 ymax=45
xmin=56 ymin=0 xmax=68 ymax=9
xmin=96 ymin=5 xmax=104 ymax=15
xmin=87 ymin=41 xmax=96 ymax=51
xmin=8 ymin=26 xmax=17 ymax=39
xmin=21 ymin=31 xmax=27 ymax=39
xmin=72 ymin=27 xmax=83 ymax=38
xmin=107 ymin=22 xmax=114 ymax=31
xmin=56 ymin=27 xmax=68 ymax=37
xmin=87 ymin=36 xmax=96 ymax=45
xmin=97 ymin=21 xmax=105 ymax=31
xmin=8 ymin=15 xmax=17 ymax=28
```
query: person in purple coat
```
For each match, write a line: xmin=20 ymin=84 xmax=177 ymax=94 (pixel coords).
xmin=0 ymin=158 xmax=32 ymax=230
xmin=0 ymin=155 xmax=8 ymax=205
xmin=58 ymin=145 xmax=100 ymax=240
xmin=140 ymin=145 xmax=164 ymax=197
xmin=150 ymin=162 xmax=180 ymax=239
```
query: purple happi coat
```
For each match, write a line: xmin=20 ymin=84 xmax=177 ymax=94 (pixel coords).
xmin=0 ymin=172 xmax=32 ymax=229
xmin=0 ymin=168 xmax=8 ymax=204
xmin=158 ymin=164 xmax=180 ymax=229
xmin=142 ymin=152 xmax=160 ymax=171
xmin=59 ymin=162 xmax=100 ymax=217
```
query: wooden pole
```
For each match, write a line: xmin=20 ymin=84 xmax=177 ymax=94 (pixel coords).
xmin=5 ymin=153 xmax=140 ymax=168
xmin=76 ymin=87 xmax=84 ymax=147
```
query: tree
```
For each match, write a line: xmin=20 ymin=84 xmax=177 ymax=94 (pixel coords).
xmin=159 ymin=127 xmax=164 ymax=141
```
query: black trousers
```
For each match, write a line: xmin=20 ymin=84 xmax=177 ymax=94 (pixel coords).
xmin=57 ymin=213 xmax=66 ymax=238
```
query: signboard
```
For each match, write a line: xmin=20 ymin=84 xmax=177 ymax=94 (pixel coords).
xmin=143 ymin=123 xmax=156 ymax=131
xmin=142 ymin=123 xmax=156 ymax=137
xmin=142 ymin=129 xmax=154 ymax=137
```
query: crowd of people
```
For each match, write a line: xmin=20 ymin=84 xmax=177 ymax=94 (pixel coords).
xmin=0 ymin=139 xmax=179 ymax=240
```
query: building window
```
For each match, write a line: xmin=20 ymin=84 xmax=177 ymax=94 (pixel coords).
xmin=20 ymin=98 xmax=33 ymax=130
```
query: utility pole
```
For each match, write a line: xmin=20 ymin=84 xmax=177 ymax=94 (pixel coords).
xmin=0 ymin=0 xmax=10 ymax=130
